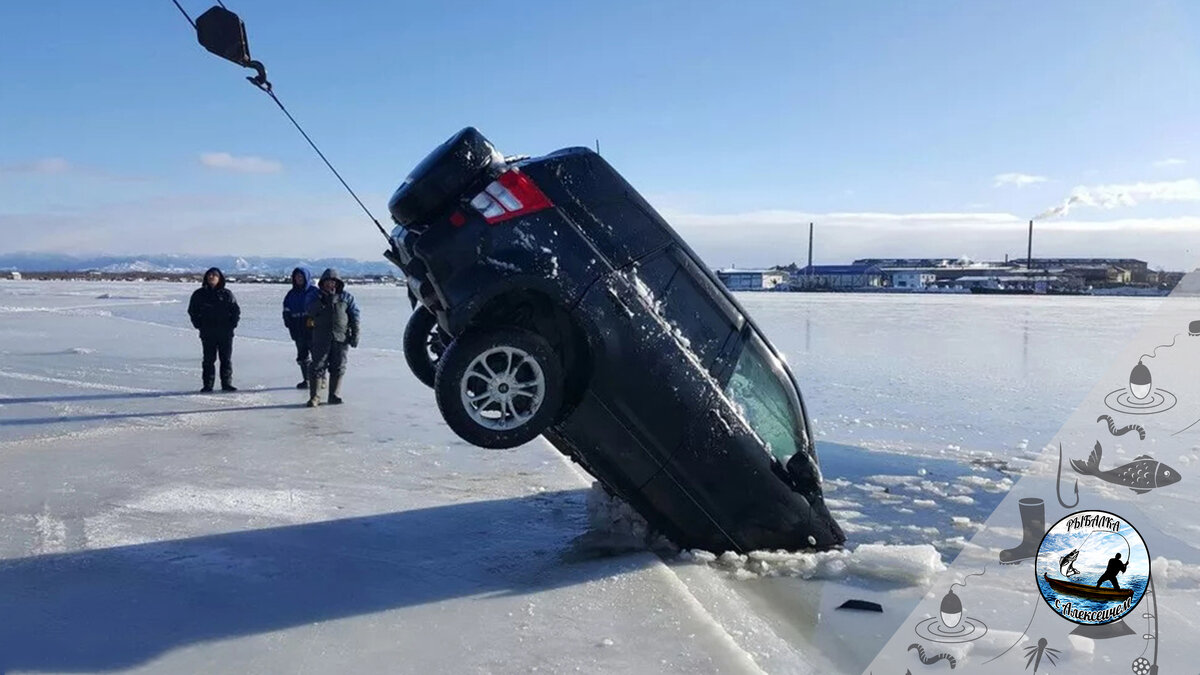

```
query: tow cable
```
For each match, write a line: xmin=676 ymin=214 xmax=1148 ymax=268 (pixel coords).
xmin=169 ymin=1 xmax=392 ymax=245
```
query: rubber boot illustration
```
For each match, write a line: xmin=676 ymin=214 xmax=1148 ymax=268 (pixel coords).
xmin=999 ymin=497 xmax=1045 ymax=564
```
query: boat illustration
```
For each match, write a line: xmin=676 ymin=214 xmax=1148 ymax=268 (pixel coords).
xmin=1043 ymin=573 xmax=1134 ymax=601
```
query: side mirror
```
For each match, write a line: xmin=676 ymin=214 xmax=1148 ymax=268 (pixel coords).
xmin=195 ymin=6 xmax=252 ymax=66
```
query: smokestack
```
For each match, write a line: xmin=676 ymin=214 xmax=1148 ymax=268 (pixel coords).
xmin=1027 ymin=220 xmax=1034 ymax=270
xmin=808 ymin=222 xmax=814 ymax=273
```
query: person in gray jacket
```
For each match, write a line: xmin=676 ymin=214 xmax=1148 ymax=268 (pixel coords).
xmin=305 ymin=268 xmax=360 ymax=406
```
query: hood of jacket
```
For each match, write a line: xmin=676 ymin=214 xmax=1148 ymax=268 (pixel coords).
xmin=202 ymin=267 xmax=226 ymax=290
xmin=319 ymin=268 xmax=345 ymax=293
xmin=291 ymin=266 xmax=314 ymax=289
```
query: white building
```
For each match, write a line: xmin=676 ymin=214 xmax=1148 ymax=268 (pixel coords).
xmin=889 ymin=270 xmax=937 ymax=290
xmin=716 ymin=269 xmax=788 ymax=291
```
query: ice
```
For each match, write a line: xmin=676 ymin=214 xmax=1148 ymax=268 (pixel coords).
xmin=1 ymin=280 xmax=1182 ymax=673
xmin=1152 ymin=556 xmax=1200 ymax=588
xmin=957 ymin=474 xmax=1014 ymax=493
xmin=0 ymin=281 xmax=759 ymax=674
xmin=682 ymin=543 xmax=945 ymax=587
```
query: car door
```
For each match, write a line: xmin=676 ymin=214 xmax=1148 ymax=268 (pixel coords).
xmin=552 ymin=247 xmax=723 ymax=498
xmin=643 ymin=327 xmax=843 ymax=551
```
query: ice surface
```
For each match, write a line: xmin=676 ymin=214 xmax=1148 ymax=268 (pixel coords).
xmin=0 ymin=281 xmax=760 ymax=674
xmin=0 ymin=280 xmax=1177 ymax=673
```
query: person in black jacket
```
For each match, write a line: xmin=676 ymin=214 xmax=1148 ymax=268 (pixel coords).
xmin=1095 ymin=552 xmax=1128 ymax=590
xmin=187 ymin=267 xmax=241 ymax=392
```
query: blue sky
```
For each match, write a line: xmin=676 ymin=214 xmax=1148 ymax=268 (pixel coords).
xmin=2 ymin=1 xmax=1198 ymax=267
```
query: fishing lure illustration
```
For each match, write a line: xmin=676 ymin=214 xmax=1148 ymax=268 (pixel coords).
xmin=1023 ymin=638 xmax=1061 ymax=672
xmin=1132 ymin=575 xmax=1160 ymax=675
xmin=1097 ymin=414 xmax=1146 ymax=440
xmin=908 ymin=644 xmax=956 ymax=669
xmin=1070 ymin=441 xmax=1182 ymax=494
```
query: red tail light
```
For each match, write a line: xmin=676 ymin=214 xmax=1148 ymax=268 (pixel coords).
xmin=468 ymin=169 xmax=553 ymax=224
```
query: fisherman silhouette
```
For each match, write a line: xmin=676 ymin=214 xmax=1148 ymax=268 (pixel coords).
xmin=1095 ymin=552 xmax=1128 ymax=590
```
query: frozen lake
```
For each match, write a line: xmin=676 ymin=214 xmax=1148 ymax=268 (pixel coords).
xmin=0 ymin=280 xmax=1168 ymax=673
xmin=53 ymin=281 xmax=1156 ymax=459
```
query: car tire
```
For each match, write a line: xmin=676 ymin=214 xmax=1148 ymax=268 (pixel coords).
xmin=434 ymin=328 xmax=564 ymax=449
xmin=387 ymin=127 xmax=498 ymax=227
xmin=403 ymin=306 xmax=448 ymax=388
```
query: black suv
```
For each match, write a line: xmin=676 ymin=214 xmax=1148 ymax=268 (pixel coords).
xmin=386 ymin=128 xmax=843 ymax=553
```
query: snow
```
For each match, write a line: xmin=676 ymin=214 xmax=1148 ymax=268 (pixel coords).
xmin=484 ymin=256 xmax=520 ymax=273
xmin=2 ymin=280 xmax=1196 ymax=673
xmin=1151 ymin=556 xmax=1200 ymax=588
xmin=0 ymin=281 xmax=759 ymax=674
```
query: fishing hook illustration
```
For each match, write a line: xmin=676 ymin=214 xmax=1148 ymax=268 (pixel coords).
xmin=983 ymin=602 xmax=1040 ymax=665
xmin=1140 ymin=334 xmax=1178 ymax=362
xmin=1056 ymin=442 xmax=1078 ymax=508
xmin=951 ymin=566 xmax=988 ymax=592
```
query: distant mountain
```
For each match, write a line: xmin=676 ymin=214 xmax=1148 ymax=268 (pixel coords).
xmin=0 ymin=253 xmax=397 ymax=276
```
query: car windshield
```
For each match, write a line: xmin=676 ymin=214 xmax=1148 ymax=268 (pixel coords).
xmin=723 ymin=334 xmax=805 ymax=464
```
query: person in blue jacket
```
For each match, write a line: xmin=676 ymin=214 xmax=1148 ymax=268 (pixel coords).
xmin=282 ymin=267 xmax=320 ymax=388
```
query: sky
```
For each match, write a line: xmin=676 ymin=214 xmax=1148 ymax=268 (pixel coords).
xmin=1 ymin=1 xmax=1198 ymax=269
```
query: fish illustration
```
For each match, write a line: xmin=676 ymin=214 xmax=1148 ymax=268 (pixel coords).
xmin=1070 ymin=441 xmax=1182 ymax=494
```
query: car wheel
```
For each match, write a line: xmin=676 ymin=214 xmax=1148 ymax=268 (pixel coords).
xmin=403 ymin=306 xmax=449 ymax=388
xmin=434 ymin=328 xmax=564 ymax=449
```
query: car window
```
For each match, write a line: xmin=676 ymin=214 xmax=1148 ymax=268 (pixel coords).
xmin=724 ymin=334 xmax=804 ymax=464
xmin=659 ymin=262 xmax=736 ymax=370
xmin=631 ymin=248 xmax=735 ymax=372
xmin=631 ymin=248 xmax=678 ymax=294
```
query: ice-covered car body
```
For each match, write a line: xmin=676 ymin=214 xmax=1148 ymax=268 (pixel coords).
xmin=386 ymin=128 xmax=844 ymax=553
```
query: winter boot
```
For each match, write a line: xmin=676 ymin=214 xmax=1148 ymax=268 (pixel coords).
xmin=221 ymin=381 xmax=238 ymax=392
xmin=999 ymin=497 xmax=1046 ymax=564
xmin=200 ymin=380 xmax=214 ymax=393
xmin=296 ymin=362 xmax=309 ymax=389
xmin=307 ymin=377 xmax=323 ymax=408
xmin=328 ymin=371 xmax=343 ymax=405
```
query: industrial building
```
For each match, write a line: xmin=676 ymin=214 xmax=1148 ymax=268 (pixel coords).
xmin=715 ymin=268 xmax=788 ymax=291
xmin=792 ymin=264 xmax=885 ymax=290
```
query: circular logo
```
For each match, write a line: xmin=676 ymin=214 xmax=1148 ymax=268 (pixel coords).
xmin=1035 ymin=510 xmax=1148 ymax=625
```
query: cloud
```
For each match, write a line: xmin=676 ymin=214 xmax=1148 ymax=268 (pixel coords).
xmin=3 ymin=192 xmax=1199 ymax=271
xmin=994 ymin=172 xmax=1048 ymax=188
xmin=199 ymin=152 xmax=283 ymax=174
xmin=0 ymin=157 xmax=73 ymax=174
xmin=1035 ymin=178 xmax=1200 ymax=219
xmin=1154 ymin=158 xmax=1188 ymax=168
xmin=0 ymin=190 xmax=389 ymax=260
